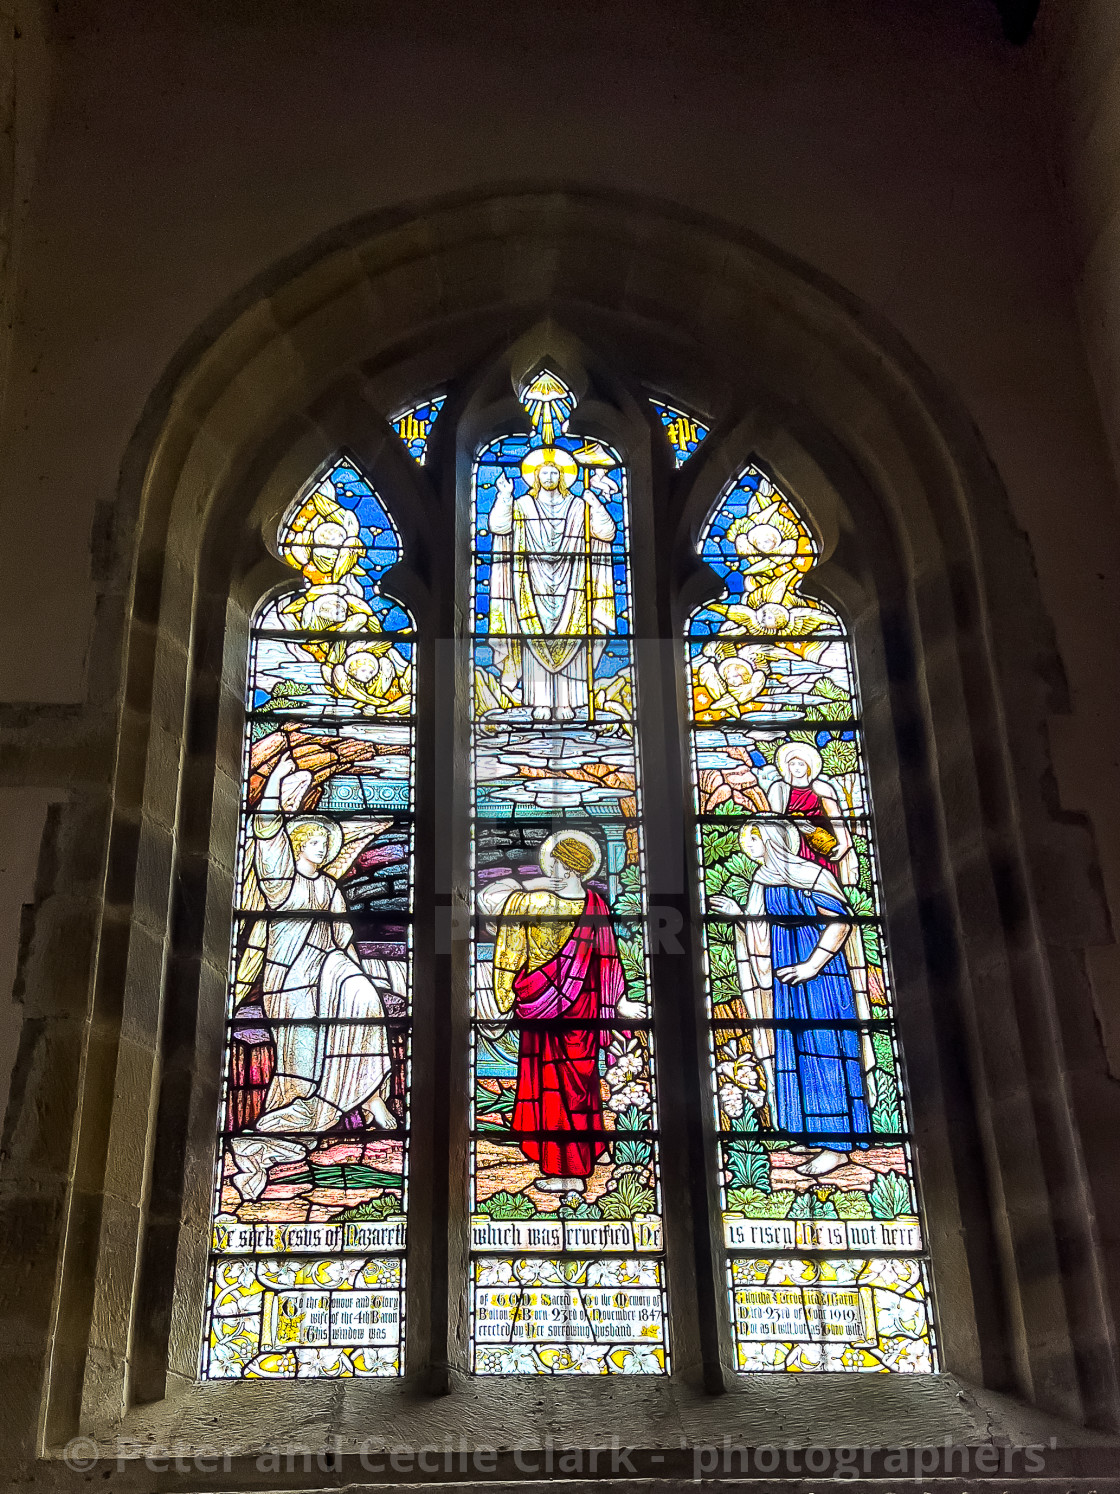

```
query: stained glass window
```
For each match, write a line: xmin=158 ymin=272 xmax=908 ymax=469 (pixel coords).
xmin=650 ymin=398 xmax=709 ymax=467
xmin=391 ymin=394 xmax=446 ymax=464
xmin=686 ymin=464 xmax=937 ymax=1374
xmin=467 ymin=371 xmax=669 ymax=1375
xmin=202 ymin=456 xmax=414 ymax=1380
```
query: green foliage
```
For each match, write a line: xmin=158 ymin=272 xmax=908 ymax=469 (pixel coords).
xmin=845 ymin=888 xmax=880 ymax=965
xmin=614 ymin=1104 xmax=652 ymax=1169
xmin=805 ymin=680 xmax=852 ymax=725
xmin=478 ymin=1190 xmax=537 ymax=1220
xmin=332 ymin=1193 xmax=402 ymax=1222
xmin=598 ymin=1173 xmax=656 ymax=1219
xmin=707 ymin=929 xmax=740 ymax=1009
xmin=821 ymin=737 xmax=858 ymax=772
xmin=616 ymin=934 xmax=646 ymax=1000
xmin=856 ymin=838 xmax=875 ymax=898
xmin=269 ymin=677 xmax=311 ymax=704
xmin=725 ymin=1183 xmax=877 ymax=1221
xmin=871 ymin=1030 xmax=894 ymax=1069
xmin=869 ymin=1170 xmax=913 ymax=1220
xmin=558 ymin=1198 xmax=603 ymax=1220
xmin=704 ymin=825 xmax=741 ymax=865
xmin=725 ymin=1112 xmax=771 ymax=1194
xmin=832 ymin=1189 xmax=874 ymax=1220
xmin=614 ymin=862 xmax=643 ymax=918
xmin=475 ymin=1085 xmax=515 ymax=1120
xmin=789 ymin=1189 xmax=839 ymax=1220
xmin=724 ymin=1187 xmax=796 ymax=1219
xmin=706 ymin=851 xmax=757 ymax=907
xmin=870 ymin=1038 xmax=903 ymax=1133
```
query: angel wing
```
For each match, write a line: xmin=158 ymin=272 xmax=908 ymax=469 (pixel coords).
xmin=232 ymin=835 xmax=270 ymax=1006
xmin=779 ymin=604 xmax=840 ymax=637
xmin=323 ymin=818 xmax=392 ymax=882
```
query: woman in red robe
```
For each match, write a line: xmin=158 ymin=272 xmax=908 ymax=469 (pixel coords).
xmin=766 ymin=741 xmax=857 ymax=884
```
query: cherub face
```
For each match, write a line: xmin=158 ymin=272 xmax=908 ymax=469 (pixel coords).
xmin=721 ymin=659 xmax=752 ymax=686
xmin=754 ymin=603 xmax=788 ymax=632
xmin=310 ymin=593 xmax=348 ymax=626
xmin=311 ymin=521 xmax=349 ymax=572
xmin=747 ymin=522 xmax=783 ymax=554
xmin=348 ymin=652 xmax=379 ymax=683
xmin=314 ymin=520 xmax=347 ymax=549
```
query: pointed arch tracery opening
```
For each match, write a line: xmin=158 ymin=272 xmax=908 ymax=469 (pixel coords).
xmin=686 ymin=462 xmax=936 ymax=1373
xmin=465 ymin=369 xmax=669 ymax=1375
xmin=203 ymin=455 xmax=415 ymax=1381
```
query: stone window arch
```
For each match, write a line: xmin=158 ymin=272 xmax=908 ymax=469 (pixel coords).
xmin=33 ymin=191 xmax=1115 ymax=1460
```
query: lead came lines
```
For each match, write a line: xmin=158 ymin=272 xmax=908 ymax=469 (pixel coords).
xmin=688 ymin=462 xmax=937 ymax=1375
xmin=467 ymin=372 xmax=669 ymax=1375
xmin=201 ymin=457 xmax=417 ymax=1380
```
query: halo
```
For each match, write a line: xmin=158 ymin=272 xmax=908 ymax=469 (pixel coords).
xmin=520 ymin=446 xmax=579 ymax=488
xmin=538 ymin=829 xmax=602 ymax=881
xmin=290 ymin=816 xmax=344 ymax=865
xmin=775 ymin=740 xmax=822 ymax=782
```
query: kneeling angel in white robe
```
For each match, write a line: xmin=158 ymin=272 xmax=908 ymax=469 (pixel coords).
xmin=230 ymin=751 xmax=400 ymax=1202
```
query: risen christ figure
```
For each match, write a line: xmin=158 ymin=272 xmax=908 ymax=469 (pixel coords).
xmin=488 ymin=446 xmax=616 ymax=721
xmin=487 ymin=832 xmax=643 ymax=1193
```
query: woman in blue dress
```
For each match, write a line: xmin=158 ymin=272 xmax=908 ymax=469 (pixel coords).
xmin=712 ymin=819 xmax=877 ymax=1178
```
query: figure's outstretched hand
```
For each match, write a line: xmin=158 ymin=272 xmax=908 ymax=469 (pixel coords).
xmin=495 ymin=471 xmax=514 ymax=503
xmin=709 ymin=893 xmax=742 ymax=916
xmin=775 ymin=961 xmax=816 ymax=986
xmin=616 ymin=996 xmax=647 ymax=1021
xmin=279 ymin=766 xmax=313 ymax=812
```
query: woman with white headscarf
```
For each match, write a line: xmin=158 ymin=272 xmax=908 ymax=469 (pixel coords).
xmin=711 ymin=820 xmax=877 ymax=1177
xmin=766 ymin=740 xmax=858 ymax=886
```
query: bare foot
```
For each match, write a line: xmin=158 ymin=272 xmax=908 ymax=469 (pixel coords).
xmin=536 ymin=1175 xmax=585 ymax=1193
xmin=364 ymin=1095 xmax=398 ymax=1130
xmin=796 ymin=1148 xmax=848 ymax=1177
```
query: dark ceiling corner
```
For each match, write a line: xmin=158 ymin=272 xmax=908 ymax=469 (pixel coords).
xmin=993 ymin=0 xmax=1041 ymax=44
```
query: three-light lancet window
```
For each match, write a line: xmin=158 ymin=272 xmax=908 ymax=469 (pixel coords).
xmin=202 ymin=366 xmax=936 ymax=1380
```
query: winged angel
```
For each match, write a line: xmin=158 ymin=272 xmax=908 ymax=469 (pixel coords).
xmin=229 ymin=750 xmax=400 ymax=1202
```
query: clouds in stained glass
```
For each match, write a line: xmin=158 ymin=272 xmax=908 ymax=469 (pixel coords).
xmin=686 ymin=462 xmax=936 ymax=1375
xmin=202 ymin=456 xmax=416 ymax=1381
xmin=391 ymin=394 xmax=446 ymax=464
xmin=467 ymin=370 xmax=669 ymax=1374
xmin=649 ymin=397 xmax=709 ymax=467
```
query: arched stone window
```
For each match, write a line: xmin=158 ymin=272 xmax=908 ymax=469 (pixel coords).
xmin=37 ymin=194 xmax=1115 ymax=1458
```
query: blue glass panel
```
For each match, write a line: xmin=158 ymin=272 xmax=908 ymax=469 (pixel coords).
xmin=687 ymin=463 xmax=936 ymax=1375
xmin=202 ymin=456 xmax=416 ymax=1381
xmin=467 ymin=371 xmax=668 ymax=1374
xmin=391 ymin=394 xmax=446 ymax=464
xmin=649 ymin=397 xmax=709 ymax=467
